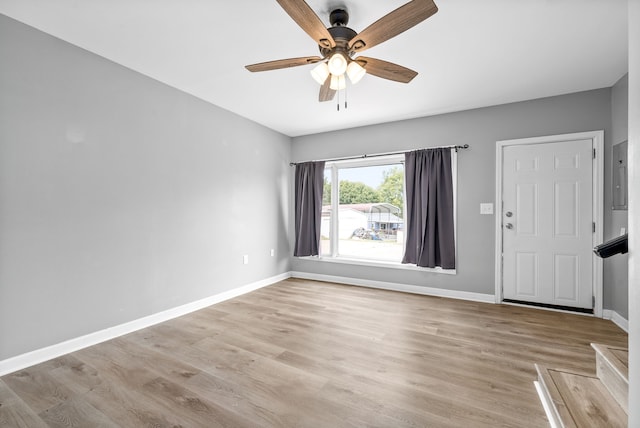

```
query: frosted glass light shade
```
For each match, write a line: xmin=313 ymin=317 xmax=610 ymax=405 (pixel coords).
xmin=347 ymin=61 xmax=366 ymax=84
xmin=310 ymin=62 xmax=330 ymax=85
xmin=329 ymin=74 xmax=346 ymax=90
xmin=327 ymin=53 xmax=348 ymax=76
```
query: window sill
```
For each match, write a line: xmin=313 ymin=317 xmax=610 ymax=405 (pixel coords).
xmin=298 ymin=255 xmax=456 ymax=275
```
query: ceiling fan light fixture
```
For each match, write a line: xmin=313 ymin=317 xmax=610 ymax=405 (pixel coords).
xmin=327 ymin=53 xmax=348 ymax=76
xmin=346 ymin=61 xmax=366 ymax=84
xmin=310 ymin=62 xmax=330 ymax=85
xmin=245 ymin=0 xmax=438 ymax=102
xmin=329 ymin=74 xmax=346 ymax=90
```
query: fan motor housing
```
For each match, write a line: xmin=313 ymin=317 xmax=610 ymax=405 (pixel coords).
xmin=327 ymin=26 xmax=356 ymax=43
xmin=320 ymin=25 xmax=357 ymax=57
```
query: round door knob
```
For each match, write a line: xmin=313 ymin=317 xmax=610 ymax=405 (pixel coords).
xmin=505 ymin=223 xmax=513 ymax=229
xmin=505 ymin=211 xmax=513 ymax=217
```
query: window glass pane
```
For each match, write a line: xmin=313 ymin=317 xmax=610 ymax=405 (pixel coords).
xmin=336 ymin=164 xmax=404 ymax=261
xmin=320 ymin=168 xmax=332 ymax=256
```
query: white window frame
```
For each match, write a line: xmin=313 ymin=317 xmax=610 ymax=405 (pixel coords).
xmin=309 ymin=152 xmax=457 ymax=274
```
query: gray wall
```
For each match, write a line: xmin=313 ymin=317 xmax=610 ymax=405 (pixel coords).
xmin=291 ymin=89 xmax=613 ymax=298
xmin=605 ymin=74 xmax=629 ymax=318
xmin=0 ymin=15 xmax=291 ymax=360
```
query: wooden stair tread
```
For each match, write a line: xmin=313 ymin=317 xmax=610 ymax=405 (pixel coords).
xmin=591 ymin=343 xmax=628 ymax=414
xmin=610 ymin=349 xmax=628 ymax=369
xmin=535 ymin=364 xmax=627 ymax=428
xmin=591 ymin=343 xmax=629 ymax=379
xmin=535 ymin=364 xmax=576 ymax=428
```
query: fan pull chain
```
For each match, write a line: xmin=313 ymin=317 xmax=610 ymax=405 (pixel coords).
xmin=344 ymin=82 xmax=348 ymax=110
xmin=335 ymin=81 xmax=348 ymax=111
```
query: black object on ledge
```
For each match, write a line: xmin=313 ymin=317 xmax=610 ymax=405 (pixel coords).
xmin=594 ymin=234 xmax=628 ymax=258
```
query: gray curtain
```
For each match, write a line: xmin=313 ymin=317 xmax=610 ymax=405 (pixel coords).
xmin=294 ymin=161 xmax=325 ymax=257
xmin=402 ymin=148 xmax=456 ymax=269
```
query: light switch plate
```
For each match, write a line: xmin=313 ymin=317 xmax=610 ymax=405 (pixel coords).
xmin=480 ymin=203 xmax=494 ymax=215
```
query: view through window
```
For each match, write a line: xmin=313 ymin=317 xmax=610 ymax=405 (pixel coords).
xmin=321 ymin=157 xmax=405 ymax=262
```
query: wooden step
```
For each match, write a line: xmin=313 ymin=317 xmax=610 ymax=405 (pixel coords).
xmin=534 ymin=364 xmax=627 ymax=428
xmin=591 ymin=343 xmax=628 ymax=413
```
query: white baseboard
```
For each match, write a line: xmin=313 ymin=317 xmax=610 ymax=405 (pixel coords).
xmin=602 ymin=309 xmax=629 ymax=333
xmin=9 ymin=270 xmax=619 ymax=377
xmin=0 ymin=272 xmax=290 ymax=377
xmin=290 ymin=271 xmax=495 ymax=304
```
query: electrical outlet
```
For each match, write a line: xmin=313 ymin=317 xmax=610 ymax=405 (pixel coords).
xmin=270 ymin=249 xmax=275 ymax=257
xmin=621 ymin=227 xmax=626 ymax=235
xmin=243 ymin=255 xmax=249 ymax=265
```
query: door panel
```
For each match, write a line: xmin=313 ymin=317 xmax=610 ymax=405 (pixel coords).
xmin=516 ymin=183 xmax=538 ymax=235
xmin=515 ymin=252 xmax=538 ymax=296
xmin=554 ymin=180 xmax=581 ymax=237
xmin=502 ymin=139 xmax=593 ymax=309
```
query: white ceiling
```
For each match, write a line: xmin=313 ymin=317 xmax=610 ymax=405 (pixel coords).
xmin=0 ymin=0 xmax=628 ymax=137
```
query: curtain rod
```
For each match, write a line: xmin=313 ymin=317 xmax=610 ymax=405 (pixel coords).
xmin=289 ymin=144 xmax=469 ymax=166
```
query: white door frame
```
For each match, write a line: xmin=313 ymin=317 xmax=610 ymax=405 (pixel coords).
xmin=494 ymin=131 xmax=604 ymax=317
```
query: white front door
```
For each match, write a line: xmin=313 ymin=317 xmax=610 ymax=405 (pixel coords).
xmin=501 ymin=138 xmax=594 ymax=309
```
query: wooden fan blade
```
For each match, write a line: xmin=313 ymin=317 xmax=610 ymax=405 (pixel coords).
xmin=245 ymin=56 xmax=322 ymax=72
xmin=319 ymin=75 xmax=336 ymax=102
xmin=349 ymin=0 xmax=438 ymax=53
xmin=356 ymin=57 xmax=418 ymax=83
xmin=276 ymin=0 xmax=336 ymax=49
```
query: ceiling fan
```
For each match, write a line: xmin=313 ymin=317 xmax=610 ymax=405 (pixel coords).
xmin=245 ymin=0 xmax=438 ymax=102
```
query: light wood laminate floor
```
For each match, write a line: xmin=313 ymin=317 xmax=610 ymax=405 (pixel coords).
xmin=0 ymin=279 xmax=628 ymax=427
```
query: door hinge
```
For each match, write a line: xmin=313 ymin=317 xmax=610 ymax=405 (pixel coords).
xmin=593 ymin=222 xmax=596 ymax=233
xmin=592 ymin=295 xmax=595 ymax=308
xmin=593 ymin=148 xmax=596 ymax=159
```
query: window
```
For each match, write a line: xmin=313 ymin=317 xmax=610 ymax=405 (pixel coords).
xmin=321 ymin=155 xmax=406 ymax=262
